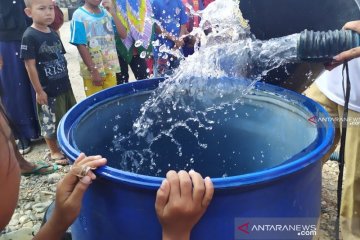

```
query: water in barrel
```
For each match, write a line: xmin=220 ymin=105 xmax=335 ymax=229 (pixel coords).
xmin=81 ymin=0 xmax=317 ymax=177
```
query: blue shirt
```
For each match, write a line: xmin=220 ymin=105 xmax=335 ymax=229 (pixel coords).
xmin=70 ymin=7 xmax=120 ymax=77
xmin=152 ymin=0 xmax=188 ymax=59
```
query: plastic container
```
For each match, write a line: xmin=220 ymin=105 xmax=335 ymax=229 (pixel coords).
xmin=58 ymin=78 xmax=334 ymax=240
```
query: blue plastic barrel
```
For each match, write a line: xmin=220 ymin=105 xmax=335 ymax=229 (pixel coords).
xmin=58 ymin=78 xmax=334 ymax=240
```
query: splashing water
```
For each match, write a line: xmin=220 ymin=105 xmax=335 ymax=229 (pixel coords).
xmin=111 ymin=0 xmax=302 ymax=175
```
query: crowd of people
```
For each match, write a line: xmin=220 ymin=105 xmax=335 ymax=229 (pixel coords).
xmin=0 ymin=0 xmax=216 ymax=238
xmin=0 ymin=0 xmax=360 ymax=239
xmin=0 ymin=0 xmax=214 ymax=161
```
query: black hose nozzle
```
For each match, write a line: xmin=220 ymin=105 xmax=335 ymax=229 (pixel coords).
xmin=297 ymin=29 xmax=360 ymax=62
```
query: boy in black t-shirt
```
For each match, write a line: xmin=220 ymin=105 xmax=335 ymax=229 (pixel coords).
xmin=21 ymin=0 xmax=76 ymax=165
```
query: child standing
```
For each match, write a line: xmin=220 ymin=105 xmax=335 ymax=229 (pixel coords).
xmin=21 ymin=0 xmax=76 ymax=165
xmin=152 ymin=0 xmax=189 ymax=77
xmin=70 ymin=0 xmax=127 ymax=96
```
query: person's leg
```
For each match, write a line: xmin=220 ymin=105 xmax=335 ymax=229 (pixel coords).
xmin=145 ymin=57 xmax=154 ymax=77
xmin=156 ymin=58 xmax=170 ymax=77
xmin=38 ymin=97 xmax=67 ymax=165
xmin=338 ymin=106 xmax=360 ymax=239
xmin=65 ymin=89 xmax=77 ymax=111
xmin=13 ymin=134 xmax=56 ymax=175
xmin=54 ymin=89 xmax=76 ymax=127
xmin=83 ymin=77 xmax=103 ymax=97
xmin=116 ymin=55 xmax=129 ymax=84
xmin=169 ymin=56 xmax=180 ymax=69
xmin=164 ymin=55 xmax=180 ymax=76
xmin=129 ymin=55 xmax=148 ymax=80
xmin=44 ymin=137 xmax=63 ymax=158
xmin=153 ymin=58 xmax=159 ymax=78
xmin=0 ymin=101 xmax=54 ymax=174
xmin=303 ymin=83 xmax=341 ymax=161
xmin=102 ymin=73 xmax=117 ymax=90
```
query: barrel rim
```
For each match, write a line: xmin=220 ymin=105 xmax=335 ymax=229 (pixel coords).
xmin=58 ymin=78 xmax=334 ymax=190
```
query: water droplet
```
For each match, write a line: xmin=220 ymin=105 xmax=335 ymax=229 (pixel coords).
xmin=152 ymin=39 xmax=160 ymax=47
xmin=159 ymin=44 xmax=167 ymax=52
xmin=140 ymin=51 xmax=146 ymax=58
xmin=135 ymin=40 xmax=143 ymax=48
xmin=113 ymin=125 xmax=119 ymax=131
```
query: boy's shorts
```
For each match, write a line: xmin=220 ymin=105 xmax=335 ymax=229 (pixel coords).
xmin=83 ymin=73 xmax=117 ymax=97
xmin=37 ymin=89 xmax=76 ymax=139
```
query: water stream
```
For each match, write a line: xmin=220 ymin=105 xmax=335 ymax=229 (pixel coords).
xmin=109 ymin=0 xmax=310 ymax=176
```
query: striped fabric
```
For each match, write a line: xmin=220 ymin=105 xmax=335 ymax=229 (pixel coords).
xmin=115 ymin=0 xmax=133 ymax=50
xmin=115 ymin=0 xmax=153 ymax=51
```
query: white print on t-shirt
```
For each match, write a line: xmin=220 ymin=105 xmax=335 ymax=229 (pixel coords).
xmin=38 ymin=41 xmax=68 ymax=80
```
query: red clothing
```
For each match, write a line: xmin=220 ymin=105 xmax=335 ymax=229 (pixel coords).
xmin=182 ymin=0 xmax=203 ymax=31
xmin=203 ymin=0 xmax=214 ymax=7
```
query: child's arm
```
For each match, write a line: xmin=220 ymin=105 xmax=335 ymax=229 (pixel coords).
xmin=76 ymin=45 xmax=103 ymax=86
xmin=111 ymin=12 xmax=127 ymax=39
xmin=33 ymin=154 xmax=107 ymax=240
xmin=24 ymin=59 xmax=48 ymax=105
xmin=155 ymin=23 xmax=184 ymax=48
xmin=102 ymin=0 xmax=127 ymax=39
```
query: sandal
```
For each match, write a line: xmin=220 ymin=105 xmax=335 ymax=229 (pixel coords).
xmin=22 ymin=161 xmax=58 ymax=176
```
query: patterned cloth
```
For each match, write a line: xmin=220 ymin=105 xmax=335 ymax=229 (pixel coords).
xmin=70 ymin=6 xmax=120 ymax=78
xmin=114 ymin=0 xmax=154 ymax=58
